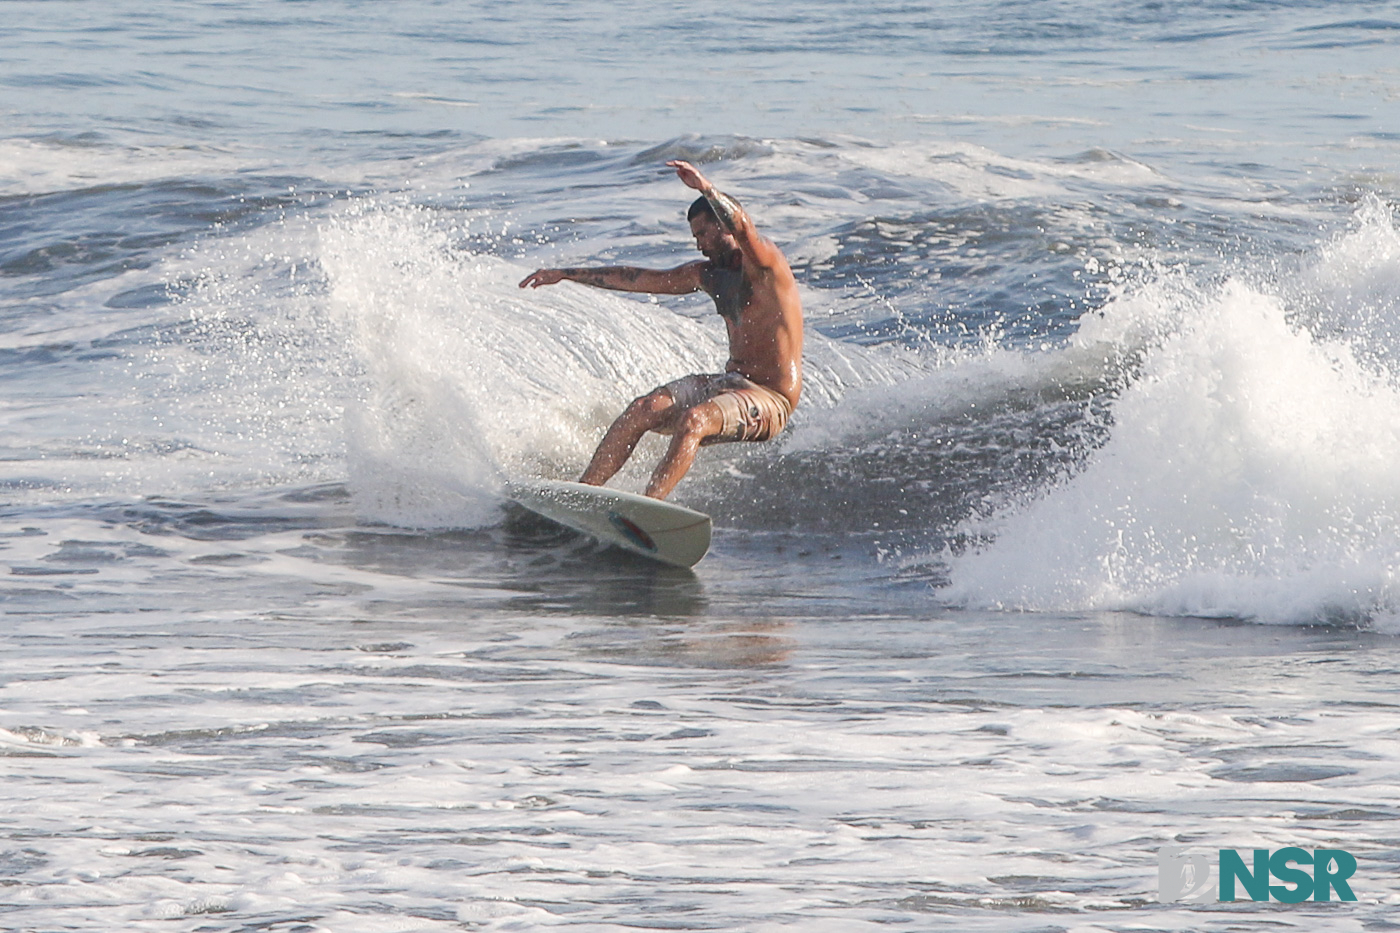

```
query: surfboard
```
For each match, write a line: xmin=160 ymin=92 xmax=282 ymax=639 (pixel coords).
xmin=506 ymin=479 xmax=711 ymax=568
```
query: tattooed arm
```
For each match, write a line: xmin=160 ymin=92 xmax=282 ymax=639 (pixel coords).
xmin=666 ymin=159 xmax=784 ymax=269
xmin=519 ymin=262 xmax=705 ymax=294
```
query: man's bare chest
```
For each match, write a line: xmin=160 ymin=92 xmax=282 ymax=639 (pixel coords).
xmin=701 ymin=263 xmax=752 ymax=322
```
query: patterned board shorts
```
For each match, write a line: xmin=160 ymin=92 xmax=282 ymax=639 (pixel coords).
xmin=660 ymin=372 xmax=793 ymax=444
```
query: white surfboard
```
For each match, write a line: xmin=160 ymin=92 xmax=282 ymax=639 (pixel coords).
xmin=506 ymin=479 xmax=711 ymax=568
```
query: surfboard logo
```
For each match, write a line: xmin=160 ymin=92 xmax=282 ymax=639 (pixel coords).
xmin=607 ymin=511 xmax=658 ymax=552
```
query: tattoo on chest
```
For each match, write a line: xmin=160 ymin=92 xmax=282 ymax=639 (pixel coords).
xmin=702 ymin=264 xmax=750 ymax=321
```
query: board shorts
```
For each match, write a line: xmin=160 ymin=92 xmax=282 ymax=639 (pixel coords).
xmin=660 ymin=372 xmax=793 ymax=444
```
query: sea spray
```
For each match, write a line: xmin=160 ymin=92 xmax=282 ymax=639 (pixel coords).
xmin=1287 ymin=194 xmax=1400 ymax=380
xmin=320 ymin=203 xmax=719 ymax=526
xmin=36 ymin=208 xmax=352 ymax=502
xmin=942 ymin=202 xmax=1400 ymax=626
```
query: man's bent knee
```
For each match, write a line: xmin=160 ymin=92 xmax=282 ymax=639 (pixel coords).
xmin=674 ymin=403 xmax=723 ymax=440
xmin=622 ymin=389 xmax=675 ymax=424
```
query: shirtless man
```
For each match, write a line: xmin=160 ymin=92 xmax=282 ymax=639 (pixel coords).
xmin=519 ymin=160 xmax=803 ymax=500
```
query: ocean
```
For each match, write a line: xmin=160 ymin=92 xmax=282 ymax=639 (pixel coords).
xmin=3 ymin=1 xmax=1400 ymax=930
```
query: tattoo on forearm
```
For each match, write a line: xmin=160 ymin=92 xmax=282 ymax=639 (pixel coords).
xmin=704 ymin=187 xmax=743 ymax=233
xmin=562 ymin=267 xmax=643 ymax=290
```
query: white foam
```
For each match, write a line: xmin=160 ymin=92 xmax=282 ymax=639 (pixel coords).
xmin=320 ymin=202 xmax=720 ymax=527
xmin=943 ymin=200 xmax=1400 ymax=627
xmin=0 ymin=137 xmax=248 ymax=196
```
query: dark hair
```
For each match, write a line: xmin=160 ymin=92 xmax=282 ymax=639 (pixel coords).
xmin=687 ymin=196 xmax=715 ymax=222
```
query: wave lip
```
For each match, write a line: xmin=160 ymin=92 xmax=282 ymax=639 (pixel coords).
xmin=942 ymin=200 xmax=1400 ymax=629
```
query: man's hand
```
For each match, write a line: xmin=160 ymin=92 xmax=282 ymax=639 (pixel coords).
xmin=667 ymin=159 xmax=711 ymax=192
xmin=519 ymin=268 xmax=566 ymax=288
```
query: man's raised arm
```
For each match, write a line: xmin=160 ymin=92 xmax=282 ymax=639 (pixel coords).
xmin=519 ymin=263 xmax=704 ymax=294
xmin=666 ymin=160 xmax=784 ymax=270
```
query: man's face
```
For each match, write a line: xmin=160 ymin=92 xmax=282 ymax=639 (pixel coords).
xmin=689 ymin=214 xmax=737 ymax=260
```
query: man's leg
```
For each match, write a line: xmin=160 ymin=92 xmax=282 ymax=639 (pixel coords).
xmin=645 ymin=401 xmax=724 ymax=500
xmin=579 ymin=389 xmax=679 ymax=487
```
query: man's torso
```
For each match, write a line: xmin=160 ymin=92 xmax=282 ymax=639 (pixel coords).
xmin=699 ymin=253 xmax=803 ymax=408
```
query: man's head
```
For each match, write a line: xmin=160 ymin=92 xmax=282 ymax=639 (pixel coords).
xmin=688 ymin=196 xmax=739 ymax=261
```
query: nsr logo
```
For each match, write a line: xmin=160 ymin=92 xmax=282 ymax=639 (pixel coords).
xmin=1159 ymin=847 xmax=1358 ymax=903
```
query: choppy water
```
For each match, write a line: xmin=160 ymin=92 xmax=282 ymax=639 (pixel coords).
xmin=3 ymin=2 xmax=1400 ymax=930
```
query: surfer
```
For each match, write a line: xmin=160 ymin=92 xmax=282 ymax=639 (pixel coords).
xmin=519 ymin=159 xmax=803 ymax=500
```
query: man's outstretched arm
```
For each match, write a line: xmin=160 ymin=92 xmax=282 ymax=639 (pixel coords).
xmin=519 ymin=262 xmax=704 ymax=294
